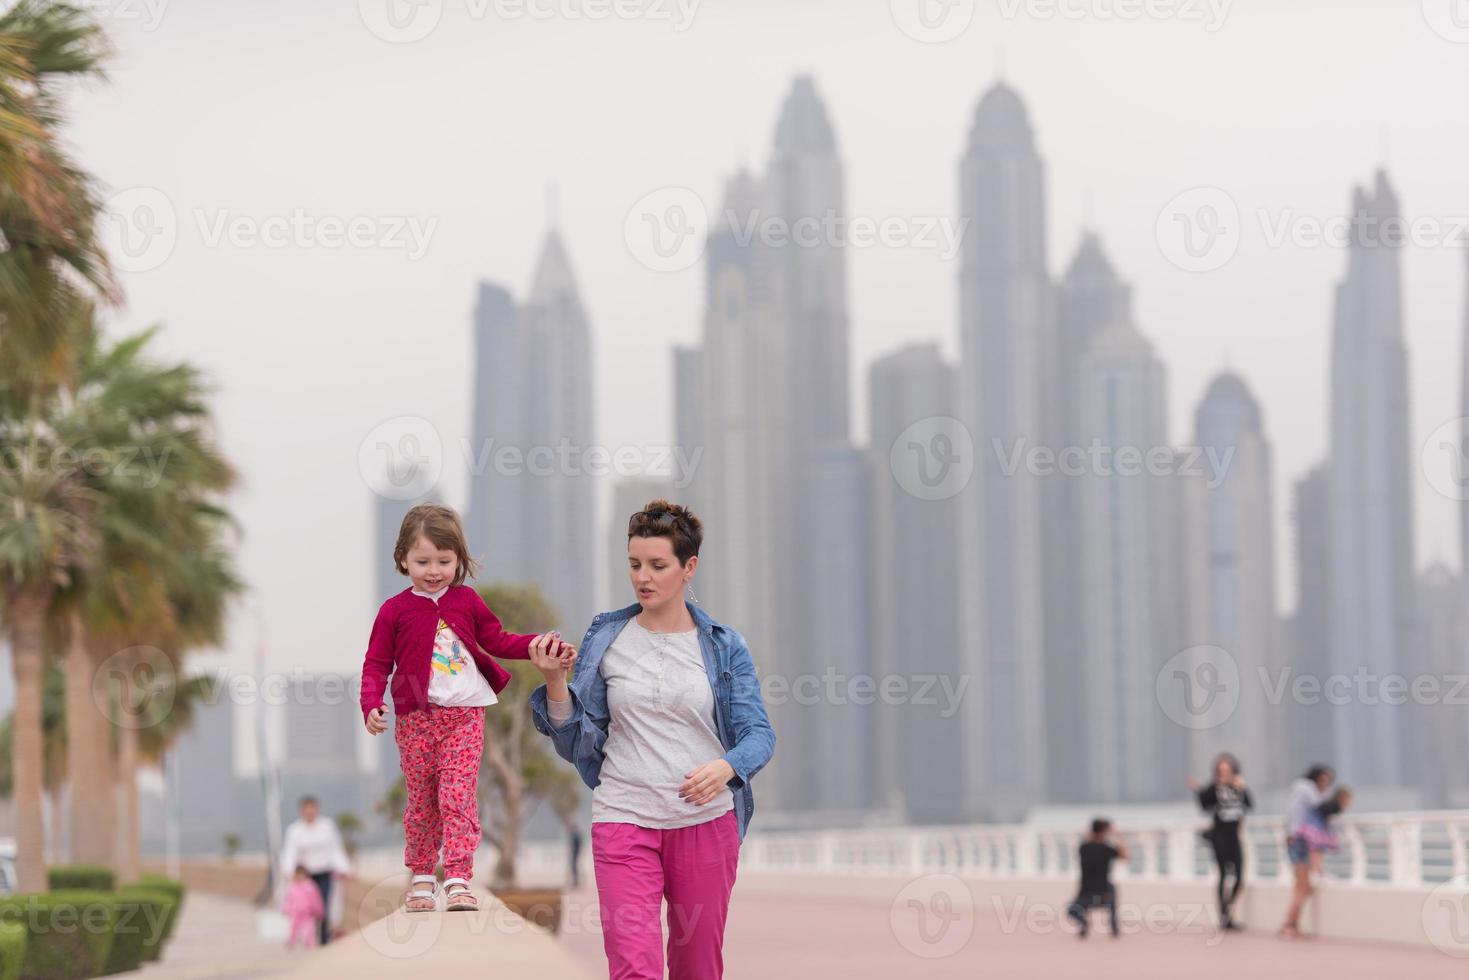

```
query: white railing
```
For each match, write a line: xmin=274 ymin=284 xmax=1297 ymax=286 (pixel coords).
xmin=510 ymin=810 xmax=1469 ymax=891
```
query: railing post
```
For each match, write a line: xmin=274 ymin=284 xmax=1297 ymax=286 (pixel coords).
xmin=1388 ymin=818 xmax=1422 ymax=887
xmin=1014 ymin=827 xmax=1037 ymax=877
xmin=1167 ymin=826 xmax=1195 ymax=881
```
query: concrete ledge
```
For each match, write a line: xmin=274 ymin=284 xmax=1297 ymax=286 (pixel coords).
xmin=276 ymin=883 xmax=594 ymax=977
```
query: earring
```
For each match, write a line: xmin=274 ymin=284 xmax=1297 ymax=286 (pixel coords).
xmin=685 ymin=582 xmax=699 ymax=604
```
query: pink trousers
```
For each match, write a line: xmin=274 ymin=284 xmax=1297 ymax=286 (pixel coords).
xmin=286 ymin=914 xmax=318 ymax=948
xmin=592 ymin=809 xmax=740 ymax=980
xmin=394 ymin=704 xmax=485 ymax=880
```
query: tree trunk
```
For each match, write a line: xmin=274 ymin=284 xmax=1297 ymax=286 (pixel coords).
xmin=8 ymin=587 xmax=51 ymax=892
xmin=481 ymin=730 xmax=521 ymax=889
xmin=65 ymin=612 xmax=115 ymax=867
xmin=116 ymin=723 xmax=140 ymax=882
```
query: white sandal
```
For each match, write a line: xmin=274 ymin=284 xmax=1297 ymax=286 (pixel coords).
xmin=405 ymin=875 xmax=437 ymax=913
xmin=444 ymin=878 xmax=479 ymax=912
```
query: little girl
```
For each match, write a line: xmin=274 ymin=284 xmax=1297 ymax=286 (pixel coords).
xmin=282 ymin=865 xmax=324 ymax=948
xmin=361 ymin=503 xmax=574 ymax=912
xmin=1300 ymin=786 xmax=1353 ymax=873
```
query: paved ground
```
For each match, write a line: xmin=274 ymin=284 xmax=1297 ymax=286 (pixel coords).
xmin=555 ymin=878 xmax=1469 ymax=979
xmin=117 ymin=875 xmax=1469 ymax=978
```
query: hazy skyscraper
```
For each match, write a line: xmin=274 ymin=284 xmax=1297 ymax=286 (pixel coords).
xmin=1074 ymin=320 xmax=1175 ymax=803
xmin=957 ymin=82 xmax=1051 ymax=818
xmin=1045 ymin=232 xmax=1133 ymax=803
xmin=1287 ymin=464 xmax=1335 ymax=771
xmin=1412 ymin=565 xmax=1466 ymax=808
xmin=678 ymin=77 xmax=851 ymax=814
xmin=1183 ymin=373 xmax=1279 ymax=787
xmin=868 ymin=344 xmax=963 ymax=823
xmin=467 ymin=229 xmax=596 ymax=632
xmin=1327 ymin=171 xmax=1416 ymax=788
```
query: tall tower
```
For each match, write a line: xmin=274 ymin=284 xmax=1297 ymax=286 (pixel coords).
xmin=868 ymin=343 xmax=964 ymax=822
xmin=466 ymin=229 xmax=596 ymax=634
xmin=1046 ymin=232 xmax=1132 ymax=803
xmin=1327 ymin=171 xmax=1415 ymax=788
xmin=1185 ymin=373 xmax=1279 ymax=786
xmin=1074 ymin=319 xmax=1175 ymax=802
xmin=957 ymin=82 xmax=1052 ymax=818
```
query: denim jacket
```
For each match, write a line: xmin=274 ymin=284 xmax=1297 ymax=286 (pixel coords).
xmin=528 ymin=602 xmax=776 ymax=842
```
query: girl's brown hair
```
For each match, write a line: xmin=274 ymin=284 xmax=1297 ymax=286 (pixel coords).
xmin=627 ymin=499 xmax=703 ymax=566
xmin=394 ymin=503 xmax=480 ymax=586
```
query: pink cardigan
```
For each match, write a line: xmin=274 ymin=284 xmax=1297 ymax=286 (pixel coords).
xmin=359 ymin=585 xmax=537 ymax=720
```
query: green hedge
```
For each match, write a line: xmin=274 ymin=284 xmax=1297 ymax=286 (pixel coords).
xmin=131 ymin=876 xmax=184 ymax=962
xmin=0 ymin=921 xmax=26 ymax=980
xmin=0 ymin=892 xmax=116 ymax=980
xmin=44 ymin=867 xmax=115 ymax=894
xmin=100 ymin=889 xmax=173 ymax=976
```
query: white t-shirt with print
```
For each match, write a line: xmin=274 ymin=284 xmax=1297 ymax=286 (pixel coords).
xmin=415 ymin=587 xmax=499 ymax=708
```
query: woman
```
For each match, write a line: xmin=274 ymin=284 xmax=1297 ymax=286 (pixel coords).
xmin=530 ymin=500 xmax=777 ymax=979
xmin=1279 ymin=764 xmax=1334 ymax=938
xmin=1187 ymin=752 xmax=1252 ymax=930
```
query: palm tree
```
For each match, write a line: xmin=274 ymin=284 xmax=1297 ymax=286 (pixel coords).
xmin=2 ymin=324 xmax=238 ymax=888
xmin=0 ymin=1 xmax=115 ymax=397
xmin=56 ymin=326 xmax=237 ymax=870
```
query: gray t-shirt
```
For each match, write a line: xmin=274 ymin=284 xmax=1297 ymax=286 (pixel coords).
xmin=551 ymin=617 xmax=733 ymax=829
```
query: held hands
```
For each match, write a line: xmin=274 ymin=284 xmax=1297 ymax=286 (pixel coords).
xmin=365 ymin=705 xmax=388 ymax=735
xmin=680 ymin=759 xmax=735 ymax=806
xmin=528 ymin=631 xmax=578 ymax=681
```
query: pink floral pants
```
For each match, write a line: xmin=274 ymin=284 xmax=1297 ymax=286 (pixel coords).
xmin=394 ymin=704 xmax=485 ymax=880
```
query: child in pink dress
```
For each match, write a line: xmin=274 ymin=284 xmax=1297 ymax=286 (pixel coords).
xmin=282 ymin=865 xmax=324 ymax=948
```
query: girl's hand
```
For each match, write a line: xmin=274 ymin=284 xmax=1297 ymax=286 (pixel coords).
xmin=679 ymin=759 xmax=735 ymax=806
xmin=365 ymin=705 xmax=387 ymax=735
xmin=529 ymin=632 xmax=575 ymax=680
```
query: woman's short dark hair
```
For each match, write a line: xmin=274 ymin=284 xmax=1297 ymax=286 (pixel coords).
xmin=627 ymin=499 xmax=703 ymax=566
xmin=1305 ymin=764 xmax=1334 ymax=783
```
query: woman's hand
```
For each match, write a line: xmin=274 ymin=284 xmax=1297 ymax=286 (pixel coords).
xmin=1186 ymin=776 xmax=1200 ymax=791
xmin=679 ymin=759 xmax=735 ymax=806
xmin=529 ymin=631 xmax=577 ymax=681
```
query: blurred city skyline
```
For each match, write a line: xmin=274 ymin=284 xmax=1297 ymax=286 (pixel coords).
xmin=53 ymin=3 xmax=1469 ymax=799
